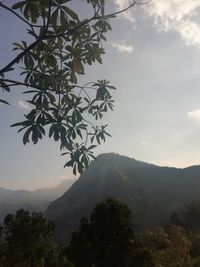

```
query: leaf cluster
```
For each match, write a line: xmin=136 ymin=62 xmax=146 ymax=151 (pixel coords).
xmin=0 ymin=0 xmax=116 ymax=174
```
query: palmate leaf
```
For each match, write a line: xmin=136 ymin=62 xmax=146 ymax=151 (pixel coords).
xmin=62 ymin=6 xmax=79 ymax=20
xmin=0 ymin=80 xmax=10 ymax=92
xmin=12 ymin=1 xmax=26 ymax=10
xmin=1 ymin=0 xmax=121 ymax=174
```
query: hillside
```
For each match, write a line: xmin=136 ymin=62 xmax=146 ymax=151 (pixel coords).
xmin=46 ymin=153 xmax=200 ymax=243
xmin=0 ymin=179 xmax=75 ymax=222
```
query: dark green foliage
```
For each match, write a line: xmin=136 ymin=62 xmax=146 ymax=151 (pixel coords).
xmin=170 ymin=211 xmax=184 ymax=227
xmin=189 ymin=229 xmax=200 ymax=258
xmin=1 ymin=209 xmax=60 ymax=267
xmin=139 ymin=226 xmax=193 ymax=267
xmin=185 ymin=202 xmax=200 ymax=230
xmin=5 ymin=201 xmax=200 ymax=266
xmin=67 ymin=198 xmax=149 ymax=267
xmin=170 ymin=201 xmax=200 ymax=230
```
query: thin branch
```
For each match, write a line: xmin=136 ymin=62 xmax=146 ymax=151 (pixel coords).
xmin=45 ymin=0 xmax=52 ymax=31
xmin=103 ymin=0 xmax=151 ymax=19
xmin=1 ymin=78 xmax=72 ymax=96
xmin=0 ymin=2 xmax=45 ymax=28
xmin=0 ymin=2 xmax=32 ymax=27
xmin=1 ymin=79 xmax=41 ymax=90
xmin=41 ymin=0 xmax=46 ymax=28
xmin=77 ymin=86 xmax=92 ymax=103
xmin=0 ymin=37 xmax=42 ymax=75
xmin=0 ymin=0 xmax=151 ymax=76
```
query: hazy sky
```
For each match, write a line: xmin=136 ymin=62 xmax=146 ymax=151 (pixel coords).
xmin=1 ymin=0 xmax=200 ymax=189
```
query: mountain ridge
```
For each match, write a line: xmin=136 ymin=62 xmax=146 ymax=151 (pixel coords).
xmin=46 ymin=153 xmax=200 ymax=243
xmin=0 ymin=179 xmax=76 ymax=222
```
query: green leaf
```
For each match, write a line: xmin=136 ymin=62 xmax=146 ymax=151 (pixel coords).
xmin=0 ymin=99 xmax=10 ymax=105
xmin=62 ymin=6 xmax=79 ymax=20
xmin=0 ymin=81 xmax=10 ymax=92
xmin=49 ymin=124 xmax=55 ymax=138
xmin=12 ymin=1 xmax=26 ymax=10
xmin=24 ymin=5 xmax=30 ymax=20
xmin=23 ymin=90 xmax=39 ymax=94
xmin=50 ymin=9 xmax=58 ymax=26
xmin=64 ymin=160 xmax=73 ymax=168
xmin=32 ymin=127 xmax=38 ymax=144
xmin=82 ymin=154 xmax=89 ymax=168
xmin=60 ymin=10 xmax=66 ymax=27
xmin=54 ymin=128 xmax=59 ymax=141
xmin=23 ymin=127 xmax=32 ymax=145
xmin=78 ymin=162 xmax=83 ymax=174
xmin=88 ymin=145 xmax=97 ymax=150
xmin=73 ymin=164 xmax=77 ymax=175
xmin=107 ymin=85 xmax=116 ymax=90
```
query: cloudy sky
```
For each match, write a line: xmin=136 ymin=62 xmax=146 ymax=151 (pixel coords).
xmin=1 ymin=0 xmax=200 ymax=189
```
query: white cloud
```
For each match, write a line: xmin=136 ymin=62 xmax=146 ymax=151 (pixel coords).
xmin=18 ymin=100 xmax=30 ymax=110
xmin=113 ymin=0 xmax=200 ymax=48
xmin=113 ymin=0 xmax=135 ymax=22
xmin=111 ymin=41 xmax=134 ymax=53
xmin=187 ymin=108 xmax=200 ymax=121
xmin=145 ymin=0 xmax=200 ymax=48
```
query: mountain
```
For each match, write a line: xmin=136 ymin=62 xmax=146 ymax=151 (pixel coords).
xmin=46 ymin=153 xmax=200 ymax=243
xmin=0 ymin=179 xmax=75 ymax=222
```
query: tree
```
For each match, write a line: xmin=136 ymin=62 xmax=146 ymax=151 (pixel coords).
xmin=0 ymin=224 xmax=5 ymax=267
xmin=1 ymin=209 xmax=59 ymax=267
xmin=140 ymin=226 xmax=192 ymax=267
xmin=67 ymin=198 xmax=138 ymax=267
xmin=0 ymin=0 xmax=148 ymax=174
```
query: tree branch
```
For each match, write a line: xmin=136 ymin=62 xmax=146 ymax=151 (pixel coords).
xmin=0 ymin=38 xmax=42 ymax=76
xmin=0 ymin=2 xmax=32 ymax=27
xmin=0 ymin=0 xmax=151 ymax=76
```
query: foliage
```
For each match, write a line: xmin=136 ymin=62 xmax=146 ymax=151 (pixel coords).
xmin=139 ymin=226 xmax=192 ymax=267
xmin=67 ymin=198 xmax=137 ymax=267
xmin=170 ymin=201 xmax=200 ymax=231
xmin=0 ymin=0 xmax=141 ymax=174
xmin=0 ymin=209 xmax=60 ymax=267
xmin=4 ymin=200 xmax=200 ymax=266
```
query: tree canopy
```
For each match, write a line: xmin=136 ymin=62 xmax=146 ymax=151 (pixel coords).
xmin=0 ymin=209 xmax=59 ymax=267
xmin=67 ymin=198 xmax=136 ymax=267
xmin=0 ymin=0 xmax=149 ymax=174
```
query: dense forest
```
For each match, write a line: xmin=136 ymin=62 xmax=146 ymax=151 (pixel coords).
xmin=1 ymin=199 xmax=200 ymax=267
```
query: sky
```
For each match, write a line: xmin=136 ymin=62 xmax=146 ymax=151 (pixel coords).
xmin=1 ymin=0 xmax=200 ymax=189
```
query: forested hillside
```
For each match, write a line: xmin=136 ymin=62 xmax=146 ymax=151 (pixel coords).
xmin=2 ymin=199 xmax=200 ymax=266
xmin=46 ymin=153 xmax=200 ymax=242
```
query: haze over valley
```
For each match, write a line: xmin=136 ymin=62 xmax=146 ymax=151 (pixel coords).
xmin=0 ymin=179 xmax=75 ymax=222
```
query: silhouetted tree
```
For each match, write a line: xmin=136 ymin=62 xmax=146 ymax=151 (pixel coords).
xmin=170 ymin=211 xmax=184 ymax=227
xmin=67 ymin=198 xmax=154 ymax=267
xmin=184 ymin=202 xmax=200 ymax=230
xmin=2 ymin=209 xmax=59 ymax=267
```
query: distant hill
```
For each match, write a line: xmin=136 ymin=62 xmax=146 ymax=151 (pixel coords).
xmin=46 ymin=153 xmax=200 ymax=243
xmin=0 ymin=179 xmax=75 ymax=222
